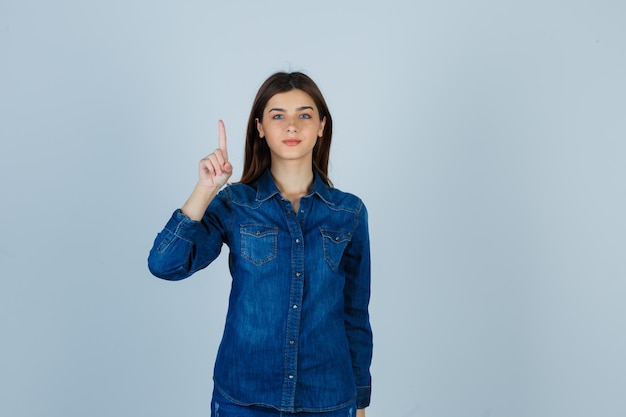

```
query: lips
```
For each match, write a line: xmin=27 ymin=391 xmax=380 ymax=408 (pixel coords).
xmin=283 ymin=139 xmax=301 ymax=146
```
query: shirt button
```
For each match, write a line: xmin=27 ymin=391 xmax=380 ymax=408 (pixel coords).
xmin=295 ymin=272 xmax=301 ymax=277
xmin=289 ymin=340 xmax=295 ymax=345
xmin=295 ymin=239 xmax=300 ymax=244
xmin=288 ymin=375 xmax=294 ymax=379
xmin=292 ymin=305 xmax=298 ymax=309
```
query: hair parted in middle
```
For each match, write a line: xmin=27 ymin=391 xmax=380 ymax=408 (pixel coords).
xmin=239 ymin=71 xmax=333 ymax=186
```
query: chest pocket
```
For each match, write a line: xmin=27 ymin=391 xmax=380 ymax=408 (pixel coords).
xmin=321 ymin=229 xmax=352 ymax=270
xmin=240 ymin=224 xmax=278 ymax=265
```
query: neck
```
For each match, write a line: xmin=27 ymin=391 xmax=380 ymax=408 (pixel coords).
xmin=270 ymin=161 xmax=314 ymax=197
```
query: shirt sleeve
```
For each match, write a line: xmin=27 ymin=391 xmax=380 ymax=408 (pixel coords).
xmin=342 ymin=200 xmax=373 ymax=408
xmin=147 ymin=189 xmax=231 ymax=280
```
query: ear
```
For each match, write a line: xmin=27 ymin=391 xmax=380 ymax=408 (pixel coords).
xmin=318 ymin=116 xmax=326 ymax=138
xmin=256 ymin=118 xmax=265 ymax=138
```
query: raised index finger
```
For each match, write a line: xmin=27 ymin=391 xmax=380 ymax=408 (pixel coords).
xmin=218 ymin=119 xmax=228 ymax=161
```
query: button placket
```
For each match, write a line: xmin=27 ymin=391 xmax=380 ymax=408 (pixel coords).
xmin=280 ymin=195 xmax=306 ymax=407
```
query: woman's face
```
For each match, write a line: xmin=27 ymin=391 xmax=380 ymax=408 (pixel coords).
xmin=257 ymin=89 xmax=326 ymax=165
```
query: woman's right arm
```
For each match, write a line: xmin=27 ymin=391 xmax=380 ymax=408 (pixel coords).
xmin=147 ymin=120 xmax=233 ymax=280
xmin=181 ymin=119 xmax=232 ymax=220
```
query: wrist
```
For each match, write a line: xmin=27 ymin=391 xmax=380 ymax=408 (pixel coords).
xmin=195 ymin=181 xmax=222 ymax=194
xmin=181 ymin=183 xmax=220 ymax=221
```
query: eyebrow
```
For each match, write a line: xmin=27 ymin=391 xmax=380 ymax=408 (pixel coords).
xmin=268 ymin=106 xmax=315 ymax=113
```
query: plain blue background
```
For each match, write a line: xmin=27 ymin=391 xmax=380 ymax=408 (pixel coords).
xmin=1 ymin=1 xmax=625 ymax=416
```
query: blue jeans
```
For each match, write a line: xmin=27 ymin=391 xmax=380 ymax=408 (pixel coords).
xmin=211 ymin=388 xmax=356 ymax=417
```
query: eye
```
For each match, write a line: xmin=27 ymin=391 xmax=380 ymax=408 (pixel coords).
xmin=299 ymin=113 xmax=312 ymax=119
xmin=272 ymin=114 xmax=284 ymax=119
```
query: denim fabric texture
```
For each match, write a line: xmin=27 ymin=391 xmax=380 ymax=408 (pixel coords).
xmin=211 ymin=386 xmax=356 ymax=416
xmin=148 ymin=169 xmax=373 ymax=412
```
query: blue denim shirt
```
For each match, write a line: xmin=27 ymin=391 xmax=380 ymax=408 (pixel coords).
xmin=148 ymin=170 xmax=372 ymax=412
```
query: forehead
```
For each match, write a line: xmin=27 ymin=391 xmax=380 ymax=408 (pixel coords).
xmin=265 ymin=89 xmax=316 ymax=110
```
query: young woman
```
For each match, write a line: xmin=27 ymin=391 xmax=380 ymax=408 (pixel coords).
xmin=148 ymin=72 xmax=372 ymax=417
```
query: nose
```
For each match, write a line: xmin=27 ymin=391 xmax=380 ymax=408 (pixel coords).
xmin=286 ymin=115 xmax=299 ymax=133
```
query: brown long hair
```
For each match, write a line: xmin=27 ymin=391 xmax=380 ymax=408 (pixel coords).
xmin=239 ymin=71 xmax=333 ymax=186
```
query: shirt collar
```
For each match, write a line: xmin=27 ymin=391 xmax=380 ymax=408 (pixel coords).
xmin=255 ymin=169 xmax=334 ymax=206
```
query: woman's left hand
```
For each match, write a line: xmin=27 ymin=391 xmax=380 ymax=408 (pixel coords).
xmin=356 ymin=409 xmax=366 ymax=417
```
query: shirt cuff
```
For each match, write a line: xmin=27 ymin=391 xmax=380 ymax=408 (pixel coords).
xmin=356 ymin=385 xmax=371 ymax=409
xmin=164 ymin=209 xmax=201 ymax=241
